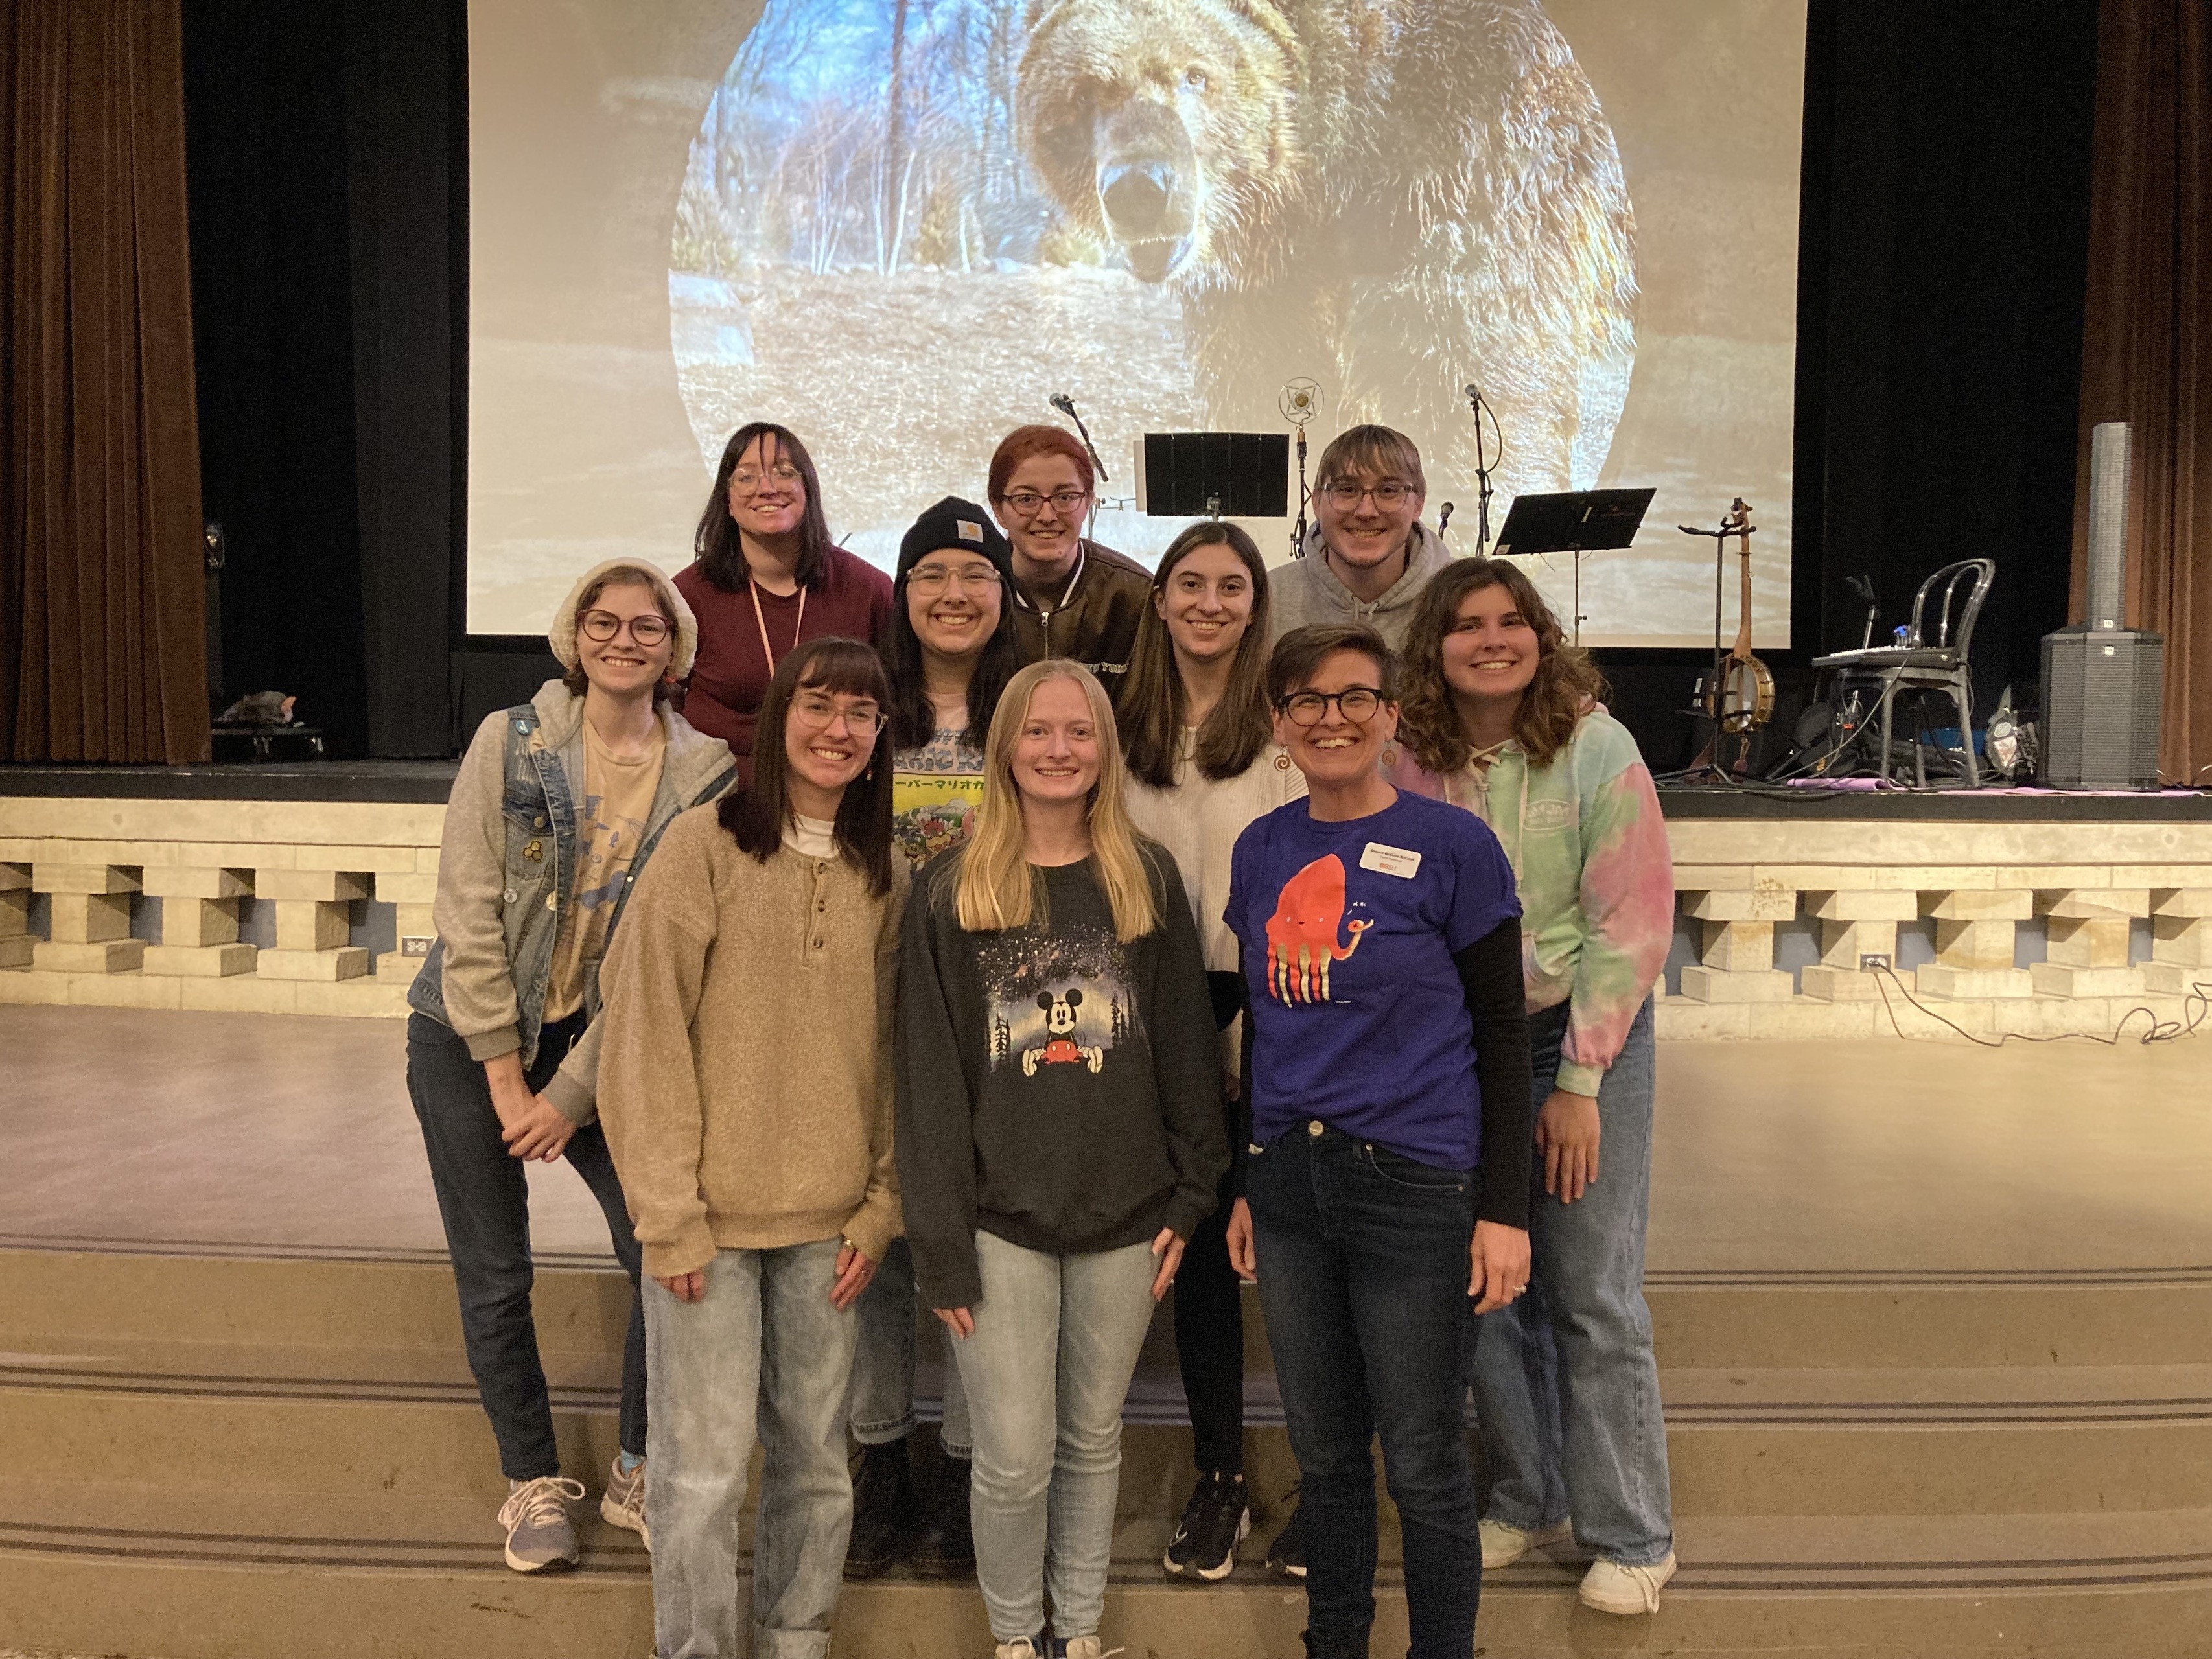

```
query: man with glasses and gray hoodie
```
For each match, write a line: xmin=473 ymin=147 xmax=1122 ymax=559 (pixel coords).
xmin=1270 ymin=425 xmax=1452 ymax=655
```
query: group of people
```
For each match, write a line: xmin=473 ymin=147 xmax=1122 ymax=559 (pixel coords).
xmin=402 ymin=419 xmax=1677 ymax=1659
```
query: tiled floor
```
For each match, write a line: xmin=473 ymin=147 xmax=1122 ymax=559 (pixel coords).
xmin=2 ymin=1003 xmax=2208 ymax=1271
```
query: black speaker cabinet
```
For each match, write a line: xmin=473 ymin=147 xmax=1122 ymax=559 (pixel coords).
xmin=2039 ymin=626 xmax=2164 ymax=787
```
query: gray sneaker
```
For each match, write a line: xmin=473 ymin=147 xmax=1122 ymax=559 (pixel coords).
xmin=601 ymin=1455 xmax=649 ymax=1548
xmin=498 ymin=1474 xmax=585 ymax=1572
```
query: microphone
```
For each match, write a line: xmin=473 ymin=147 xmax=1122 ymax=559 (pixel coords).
xmin=1438 ymin=502 xmax=1455 ymax=536
xmin=1465 ymin=382 xmax=1482 ymax=409
xmin=1048 ymin=393 xmax=1110 ymax=484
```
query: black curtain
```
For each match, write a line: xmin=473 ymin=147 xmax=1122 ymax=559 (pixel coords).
xmin=182 ymin=0 xmax=461 ymax=760
xmin=1797 ymin=0 xmax=2100 ymax=717
xmin=183 ymin=0 xmax=371 ymax=757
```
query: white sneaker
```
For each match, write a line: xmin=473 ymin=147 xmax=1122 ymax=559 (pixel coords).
xmin=1579 ymin=1551 xmax=1677 ymax=1614
xmin=994 ymin=1643 xmax=1043 ymax=1659
xmin=600 ymin=1454 xmax=648 ymax=1548
xmin=497 ymin=1474 xmax=585 ymax=1572
xmin=1056 ymin=1640 xmax=1125 ymax=1659
xmin=1478 ymin=1515 xmax=1572 ymax=1569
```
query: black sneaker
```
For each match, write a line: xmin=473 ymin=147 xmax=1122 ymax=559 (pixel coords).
xmin=1163 ymin=1470 xmax=1250 ymax=1581
xmin=844 ymin=1438 xmax=915 ymax=1579
xmin=1264 ymin=1494 xmax=1306 ymax=1579
xmin=909 ymin=1451 xmax=975 ymax=1578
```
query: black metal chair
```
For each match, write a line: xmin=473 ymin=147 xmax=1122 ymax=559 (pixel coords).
xmin=1810 ymin=558 xmax=1995 ymax=785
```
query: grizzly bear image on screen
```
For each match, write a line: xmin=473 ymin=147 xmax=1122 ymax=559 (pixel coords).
xmin=1016 ymin=0 xmax=1638 ymax=497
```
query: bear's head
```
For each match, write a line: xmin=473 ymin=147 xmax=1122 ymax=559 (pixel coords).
xmin=1018 ymin=0 xmax=1303 ymax=283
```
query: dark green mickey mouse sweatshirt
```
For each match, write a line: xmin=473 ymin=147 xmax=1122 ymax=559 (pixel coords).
xmin=894 ymin=844 xmax=1229 ymax=1312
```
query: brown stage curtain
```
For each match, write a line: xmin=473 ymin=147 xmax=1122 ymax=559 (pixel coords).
xmin=2071 ymin=0 xmax=2211 ymax=784
xmin=1 ymin=0 xmax=208 ymax=764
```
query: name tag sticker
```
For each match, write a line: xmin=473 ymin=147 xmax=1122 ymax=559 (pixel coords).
xmin=1360 ymin=842 xmax=1423 ymax=879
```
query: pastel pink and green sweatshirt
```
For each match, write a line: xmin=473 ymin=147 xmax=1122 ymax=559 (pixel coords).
xmin=1385 ymin=709 xmax=1673 ymax=1096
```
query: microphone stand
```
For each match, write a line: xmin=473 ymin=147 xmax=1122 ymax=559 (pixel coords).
xmin=1468 ymin=386 xmax=1498 ymax=557
xmin=1051 ymin=394 xmax=1109 ymax=542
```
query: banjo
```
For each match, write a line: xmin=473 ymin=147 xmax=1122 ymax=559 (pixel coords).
xmin=1704 ymin=498 xmax=1774 ymax=735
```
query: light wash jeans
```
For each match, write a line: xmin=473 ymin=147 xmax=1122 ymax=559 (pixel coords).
xmin=646 ymin=1241 xmax=859 ymax=1659
xmin=1466 ymin=997 xmax=1673 ymax=1566
xmin=951 ymin=1231 xmax=1158 ymax=1645
xmin=849 ymin=1236 xmax=972 ymax=1457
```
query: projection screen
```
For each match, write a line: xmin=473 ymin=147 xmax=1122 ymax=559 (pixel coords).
xmin=467 ymin=0 xmax=1805 ymax=647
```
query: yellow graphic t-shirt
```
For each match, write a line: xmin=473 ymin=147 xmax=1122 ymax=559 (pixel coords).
xmin=892 ymin=726 xmax=986 ymax=868
xmin=544 ymin=719 xmax=666 ymax=1019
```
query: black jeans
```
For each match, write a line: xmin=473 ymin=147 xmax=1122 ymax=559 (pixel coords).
xmin=1250 ymin=1121 xmax=1480 ymax=1659
xmin=1174 ymin=1134 xmax=1245 ymax=1476
xmin=406 ymin=1010 xmax=647 ymax=1479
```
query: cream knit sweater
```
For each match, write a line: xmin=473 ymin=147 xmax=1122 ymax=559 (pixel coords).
xmin=594 ymin=804 xmax=910 ymax=1279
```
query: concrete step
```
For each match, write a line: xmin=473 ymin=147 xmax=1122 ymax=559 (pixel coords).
xmin=10 ymin=1246 xmax=2211 ymax=1371
xmin=4 ymin=1481 xmax=2209 ymax=1659
xmin=6 ymin=1349 xmax=2209 ymax=1519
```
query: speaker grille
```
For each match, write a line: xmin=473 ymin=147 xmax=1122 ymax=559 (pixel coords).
xmin=2040 ymin=626 xmax=2163 ymax=787
xmin=2086 ymin=421 xmax=2129 ymax=631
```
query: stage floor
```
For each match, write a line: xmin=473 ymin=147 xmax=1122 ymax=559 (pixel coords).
xmin=3 ymin=1004 xmax=2206 ymax=1274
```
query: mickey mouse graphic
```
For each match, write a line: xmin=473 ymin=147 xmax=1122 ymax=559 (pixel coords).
xmin=1022 ymin=987 xmax=1104 ymax=1076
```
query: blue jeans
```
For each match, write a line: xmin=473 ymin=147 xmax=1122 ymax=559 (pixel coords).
xmin=646 ymin=1241 xmax=859 ymax=1659
xmin=848 ymin=1236 xmax=972 ymax=1457
xmin=1250 ymin=1121 xmax=1480 ymax=1659
xmin=1465 ymin=998 xmax=1671 ymax=1566
xmin=950 ymin=1231 xmax=1158 ymax=1645
xmin=404 ymin=1010 xmax=646 ymax=1479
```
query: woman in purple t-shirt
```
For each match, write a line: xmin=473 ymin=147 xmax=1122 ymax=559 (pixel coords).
xmin=1222 ymin=622 xmax=1535 ymax=1659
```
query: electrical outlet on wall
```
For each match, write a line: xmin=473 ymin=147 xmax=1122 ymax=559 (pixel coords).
xmin=1859 ymin=953 xmax=1892 ymax=971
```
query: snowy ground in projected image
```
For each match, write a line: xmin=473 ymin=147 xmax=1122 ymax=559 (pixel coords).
xmin=675 ymin=264 xmax=1791 ymax=646
xmin=673 ymin=262 xmax=1205 ymax=566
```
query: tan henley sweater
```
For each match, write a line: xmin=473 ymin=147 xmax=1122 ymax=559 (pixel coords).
xmin=594 ymin=804 xmax=911 ymax=1280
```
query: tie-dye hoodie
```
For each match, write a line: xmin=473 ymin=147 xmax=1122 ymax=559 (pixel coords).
xmin=1384 ymin=708 xmax=1671 ymax=1096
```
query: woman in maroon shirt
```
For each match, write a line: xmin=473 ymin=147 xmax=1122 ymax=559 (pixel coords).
xmin=677 ymin=422 xmax=894 ymax=774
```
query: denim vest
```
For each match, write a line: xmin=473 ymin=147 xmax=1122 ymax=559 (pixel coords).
xmin=407 ymin=703 xmax=732 ymax=1065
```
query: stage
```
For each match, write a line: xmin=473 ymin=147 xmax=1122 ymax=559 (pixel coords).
xmin=1 ymin=1003 xmax=2207 ymax=1659
xmin=5 ymin=765 xmax=2209 ymax=1042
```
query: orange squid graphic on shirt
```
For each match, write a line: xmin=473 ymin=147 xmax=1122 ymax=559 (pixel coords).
xmin=1265 ymin=854 xmax=1371 ymax=1003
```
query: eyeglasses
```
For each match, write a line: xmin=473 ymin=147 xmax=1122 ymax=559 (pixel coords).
xmin=578 ymin=610 xmax=671 ymax=647
xmin=791 ymin=692 xmax=884 ymax=738
xmin=907 ymin=564 xmax=1003 ymax=596
xmin=731 ymin=463 xmax=804 ymax=498
xmin=1321 ymin=480 xmax=1414 ymax=511
xmin=1277 ymin=687 xmax=1384 ymax=726
xmin=1000 ymin=489 xmax=1091 ymax=518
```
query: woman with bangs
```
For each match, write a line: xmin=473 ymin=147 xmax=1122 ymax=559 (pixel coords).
xmin=1117 ymin=522 xmax=1304 ymax=1581
xmin=677 ymin=422 xmax=894 ymax=774
xmin=590 ymin=636 xmax=909 ymax=1659
xmin=896 ymin=660 xmax=1228 ymax=1659
xmin=1388 ymin=559 xmax=1677 ymax=1618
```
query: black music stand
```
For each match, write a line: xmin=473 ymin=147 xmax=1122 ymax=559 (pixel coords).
xmin=1137 ymin=432 xmax=1291 ymax=518
xmin=1492 ymin=487 xmax=1655 ymax=644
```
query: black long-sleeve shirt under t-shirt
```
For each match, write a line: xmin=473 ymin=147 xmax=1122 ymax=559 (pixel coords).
xmin=895 ymin=847 xmax=1231 ymax=1312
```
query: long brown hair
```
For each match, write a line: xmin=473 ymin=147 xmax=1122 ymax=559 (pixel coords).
xmin=1120 ymin=522 xmax=1274 ymax=787
xmin=718 ymin=637 xmax=896 ymax=896
xmin=881 ymin=568 xmax=1033 ymax=751
xmin=693 ymin=423 xmax=836 ymax=593
xmin=1397 ymin=559 xmax=1607 ymax=771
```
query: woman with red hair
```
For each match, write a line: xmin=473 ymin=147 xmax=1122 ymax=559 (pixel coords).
xmin=987 ymin=425 xmax=1151 ymax=697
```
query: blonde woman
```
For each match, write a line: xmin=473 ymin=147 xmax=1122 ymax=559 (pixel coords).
xmin=896 ymin=660 xmax=1228 ymax=1659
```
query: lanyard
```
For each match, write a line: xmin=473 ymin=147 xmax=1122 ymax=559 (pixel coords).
xmin=749 ymin=580 xmax=806 ymax=672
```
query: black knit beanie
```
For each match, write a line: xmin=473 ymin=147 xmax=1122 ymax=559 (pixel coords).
xmin=897 ymin=496 xmax=1015 ymax=585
